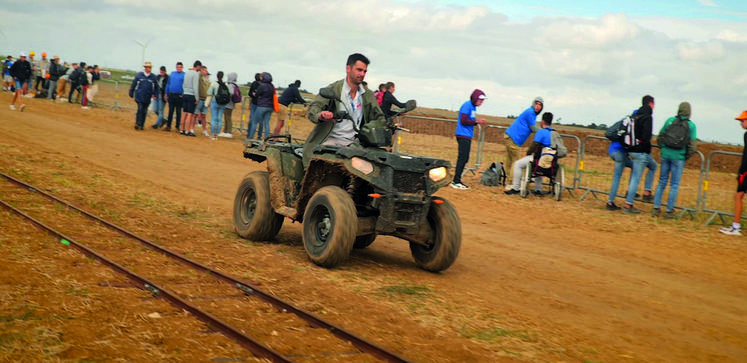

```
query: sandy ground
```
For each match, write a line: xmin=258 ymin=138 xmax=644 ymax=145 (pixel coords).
xmin=1 ymin=94 xmax=746 ymax=362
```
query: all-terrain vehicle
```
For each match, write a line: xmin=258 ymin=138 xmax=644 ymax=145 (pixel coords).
xmin=233 ymin=89 xmax=462 ymax=272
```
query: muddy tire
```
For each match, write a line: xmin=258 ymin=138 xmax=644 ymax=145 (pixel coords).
xmin=410 ymin=197 xmax=461 ymax=272
xmin=233 ymin=171 xmax=284 ymax=241
xmin=353 ymin=233 xmax=376 ymax=249
xmin=303 ymin=186 xmax=356 ymax=267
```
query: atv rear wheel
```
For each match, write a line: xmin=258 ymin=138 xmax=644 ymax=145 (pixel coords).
xmin=410 ymin=197 xmax=461 ymax=272
xmin=353 ymin=233 xmax=376 ymax=249
xmin=233 ymin=171 xmax=284 ymax=241
xmin=303 ymin=186 xmax=357 ymax=267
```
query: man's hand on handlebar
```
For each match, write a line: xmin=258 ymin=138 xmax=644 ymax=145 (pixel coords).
xmin=318 ymin=111 xmax=334 ymax=122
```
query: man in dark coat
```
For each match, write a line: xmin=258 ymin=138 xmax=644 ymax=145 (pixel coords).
xmin=129 ymin=61 xmax=159 ymax=130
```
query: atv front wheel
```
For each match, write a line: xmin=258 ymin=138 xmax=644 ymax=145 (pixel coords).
xmin=233 ymin=171 xmax=284 ymax=241
xmin=410 ymin=197 xmax=461 ymax=272
xmin=303 ymin=186 xmax=357 ymax=267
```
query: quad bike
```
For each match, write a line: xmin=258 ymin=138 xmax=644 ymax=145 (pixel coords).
xmin=233 ymin=88 xmax=462 ymax=272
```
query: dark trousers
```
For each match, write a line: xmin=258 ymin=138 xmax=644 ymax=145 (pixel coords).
xmin=68 ymin=82 xmax=80 ymax=103
xmin=453 ymin=137 xmax=472 ymax=183
xmin=34 ymin=76 xmax=45 ymax=91
xmin=166 ymin=93 xmax=183 ymax=128
xmin=135 ymin=101 xmax=150 ymax=128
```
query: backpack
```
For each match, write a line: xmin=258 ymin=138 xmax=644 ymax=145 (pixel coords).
xmin=215 ymin=81 xmax=231 ymax=105
xmin=230 ymin=83 xmax=242 ymax=103
xmin=480 ymin=162 xmax=507 ymax=186
xmin=605 ymin=114 xmax=639 ymax=148
xmin=78 ymin=70 xmax=89 ymax=86
xmin=657 ymin=117 xmax=690 ymax=149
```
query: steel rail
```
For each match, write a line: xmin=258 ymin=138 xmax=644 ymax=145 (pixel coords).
xmin=0 ymin=172 xmax=411 ymax=363
xmin=0 ymin=198 xmax=292 ymax=363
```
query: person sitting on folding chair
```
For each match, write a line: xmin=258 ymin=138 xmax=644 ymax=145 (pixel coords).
xmin=505 ymin=112 xmax=566 ymax=195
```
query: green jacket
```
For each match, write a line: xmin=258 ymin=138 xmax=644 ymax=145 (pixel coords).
xmin=303 ymin=79 xmax=386 ymax=165
xmin=659 ymin=116 xmax=697 ymax=160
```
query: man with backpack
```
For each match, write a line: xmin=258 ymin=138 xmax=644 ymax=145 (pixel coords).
xmin=652 ymin=102 xmax=697 ymax=218
xmin=605 ymin=108 xmax=658 ymax=211
xmin=622 ymin=95 xmax=655 ymax=214
xmin=206 ymin=70 xmax=231 ymax=140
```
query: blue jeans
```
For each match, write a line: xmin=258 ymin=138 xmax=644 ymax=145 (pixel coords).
xmin=248 ymin=103 xmax=260 ymax=138
xmin=249 ymin=106 xmax=273 ymax=139
xmin=135 ymin=101 xmax=150 ymax=128
xmin=653 ymin=158 xmax=685 ymax=211
xmin=609 ymin=151 xmax=657 ymax=203
xmin=152 ymin=95 xmax=166 ymax=126
xmin=625 ymin=152 xmax=654 ymax=205
xmin=210 ymin=100 xmax=226 ymax=136
xmin=608 ymin=150 xmax=631 ymax=203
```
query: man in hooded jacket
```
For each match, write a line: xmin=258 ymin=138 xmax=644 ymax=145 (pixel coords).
xmin=622 ymin=95 xmax=655 ymax=214
xmin=450 ymin=89 xmax=487 ymax=190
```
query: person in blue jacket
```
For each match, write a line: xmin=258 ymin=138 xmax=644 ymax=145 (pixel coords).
xmin=451 ymin=89 xmax=486 ymax=190
xmin=129 ymin=61 xmax=159 ymax=130
xmin=505 ymin=97 xmax=543 ymax=179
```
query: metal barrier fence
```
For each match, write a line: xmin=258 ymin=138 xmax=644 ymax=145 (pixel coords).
xmin=702 ymin=150 xmax=745 ymax=225
xmin=575 ymin=135 xmax=706 ymax=219
xmin=394 ymin=117 xmax=739 ymax=224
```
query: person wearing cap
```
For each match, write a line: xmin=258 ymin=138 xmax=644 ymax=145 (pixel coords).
xmin=180 ymin=60 xmax=202 ymax=136
xmin=80 ymin=65 xmax=93 ymax=109
xmin=450 ymin=89 xmax=487 ymax=190
xmin=47 ymin=55 xmax=63 ymax=100
xmin=652 ymin=102 xmax=697 ymax=219
xmin=34 ymin=52 xmax=49 ymax=93
xmin=9 ymin=52 xmax=31 ymax=111
xmin=128 ymin=61 xmax=159 ymax=130
xmin=719 ymin=111 xmax=747 ymax=235
xmin=505 ymin=97 xmax=544 ymax=180
xmin=622 ymin=95 xmax=656 ymax=214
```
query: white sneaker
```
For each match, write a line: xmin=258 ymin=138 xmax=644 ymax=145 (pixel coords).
xmin=719 ymin=226 xmax=742 ymax=236
xmin=9 ymin=105 xmax=15 ymax=110
xmin=81 ymin=106 xmax=90 ymax=110
xmin=450 ymin=182 xmax=469 ymax=190
xmin=203 ymin=130 xmax=210 ymax=136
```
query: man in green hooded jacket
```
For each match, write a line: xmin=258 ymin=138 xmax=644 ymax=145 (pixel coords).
xmin=304 ymin=53 xmax=387 ymax=165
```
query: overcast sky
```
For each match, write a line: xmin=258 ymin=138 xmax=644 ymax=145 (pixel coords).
xmin=2 ymin=0 xmax=746 ymax=143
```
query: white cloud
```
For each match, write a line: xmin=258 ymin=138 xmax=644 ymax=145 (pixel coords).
xmin=538 ymin=13 xmax=640 ymax=49
xmin=715 ymin=29 xmax=747 ymax=42
xmin=698 ymin=0 xmax=717 ymax=7
xmin=677 ymin=41 xmax=726 ymax=62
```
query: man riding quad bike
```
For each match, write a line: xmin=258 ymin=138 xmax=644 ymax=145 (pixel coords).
xmin=233 ymin=53 xmax=461 ymax=272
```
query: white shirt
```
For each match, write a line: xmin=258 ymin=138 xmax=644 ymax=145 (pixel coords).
xmin=324 ymin=80 xmax=364 ymax=146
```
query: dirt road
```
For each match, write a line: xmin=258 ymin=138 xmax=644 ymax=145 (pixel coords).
xmin=1 ymin=95 xmax=745 ymax=362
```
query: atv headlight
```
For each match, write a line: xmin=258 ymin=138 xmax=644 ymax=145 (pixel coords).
xmin=351 ymin=157 xmax=374 ymax=175
xmin=428 ymin=167 xmax=447 ymax=182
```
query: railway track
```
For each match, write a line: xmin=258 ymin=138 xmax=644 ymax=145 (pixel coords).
xmin=0 ymin=172 xmax=411 ymax=363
